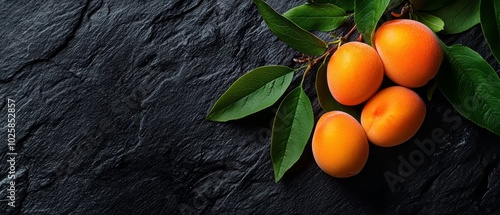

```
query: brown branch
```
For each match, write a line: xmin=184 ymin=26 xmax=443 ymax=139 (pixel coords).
xmin=311 ymin=45 xmax=338 ymax=66
xmin=343 ymin=24 xmax=357 ymax=41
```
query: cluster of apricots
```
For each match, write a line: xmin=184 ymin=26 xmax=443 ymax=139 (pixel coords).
xmin=312 ymin=19 xmax=444 ymax=178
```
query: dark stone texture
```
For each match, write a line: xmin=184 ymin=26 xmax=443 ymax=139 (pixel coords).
xmin=0 ymin=0 xmax=499 ymax=214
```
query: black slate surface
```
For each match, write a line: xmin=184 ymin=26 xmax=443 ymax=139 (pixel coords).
xmin=1 ymin=0 xmax=500 ymax=214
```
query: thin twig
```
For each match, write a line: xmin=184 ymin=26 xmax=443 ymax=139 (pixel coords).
xmin=343 ymin=24 xmax=357 ymax=41
xmin=311 ymin=45 xmax=338 ymax=66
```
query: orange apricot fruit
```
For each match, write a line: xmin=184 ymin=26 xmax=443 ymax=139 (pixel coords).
xmin=312 ymin=111 xmax=369 ymax=178
xmin=361 ymin=86 xmax=426 ymax=147
xmin=327 ymin=42 xmax=384 ymax=106
xmin=373 ymin=19 xmax=443 ymax=88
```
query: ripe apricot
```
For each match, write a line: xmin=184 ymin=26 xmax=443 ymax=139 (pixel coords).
xmin=312 ymin=111 xmax=369 ymax=178
xmin=327 ymin=42 xmax=384 ymax=106
xmin=361 ymin=86 xmax=426 ymax=147
xmin=373 ymin=19 xmax=443 ymax=88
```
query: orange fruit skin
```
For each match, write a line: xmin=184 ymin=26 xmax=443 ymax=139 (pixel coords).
xmin=373 ymin=19 xmax=443 ymax=88
xmin=327 ymin=42 xmax=384 ymax=106
xmin=361 ymin=86 xmax=426 ymax=147
xmin=312 ymin=111 xmax=369 ymax=178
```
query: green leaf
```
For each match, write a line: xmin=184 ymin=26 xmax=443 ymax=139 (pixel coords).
xmin=415 ymin=11 xmax=445 ymax=32
xmin=309 ymin=0 xmax=354 ymax=12
xmin=354 ymin=0 xmax=391 ymax=46
xmin=436 ymin=44 xmax=500 ymax=136
xmin=253 ymin=0 xmax=327 ymax=56
xmin=480 ymin=0 xmax=500 ymax=63
xmin=410 ymin=0 xmax=453 ymax=11
xmin=207 ymin=66 xmax=294 ymax=122
xmin=430 ymin=0 xmax=480 ymax=34
xmin=315 ymin=58 xmax=360 ymax=119
xmin=387 ymin=0 xmax=405 ymax=12
xmin=271 ymin=86 xmax=314 ymax=182
xmin=283 ymin=3 xmax=348 ymax=32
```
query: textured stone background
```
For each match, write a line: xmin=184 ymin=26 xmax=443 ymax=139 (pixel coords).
xmin=0 ymin=0 xmax=499 ymax=214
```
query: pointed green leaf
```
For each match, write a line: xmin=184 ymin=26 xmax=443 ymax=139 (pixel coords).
xmin=415 ymin=11 xmax=444 ymax=32
xmin=480 ymin=0 xmax=500 ymax=63
xmin=430 ymin=0 xmax=480 ymax=34
xmin=253 ymin=0 xmax=327 ymax=56
xmin=354 ymin=0 xmax=391 ymax=46
xmin=207 ymin=66 xmax=294 ymax=122
xmin=309 ymin=0 xmax=354 ymax=12
xmin=271 ymin=87 xmax=314 ymax=182
xmin=315 ymin=58 xmax=360 ymax=119
xmin=436 ymin=44 xmax=500 ymax=136
xmin=283 ymin=3 xmax=348 ymax=32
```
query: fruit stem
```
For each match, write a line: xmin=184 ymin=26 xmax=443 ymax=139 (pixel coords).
xmin=357 ymin=34 xmax=363 ymax=42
